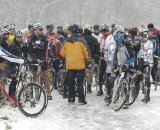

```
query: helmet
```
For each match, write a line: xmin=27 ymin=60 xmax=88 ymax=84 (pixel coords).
xmin=99 ymin=24 xmax=109 ymax=32
xmin=33 ymin=23 xmax=43 ymax=29
xmin=147 ymin=23 xmax=154 ymax=29
xmin=139 ymin=26 xmax=148 ymax=35
xmin=57 ymin=25 xmax=63 ymax=29
xmin=8 ymin=24 xmax=15 ymax=29
xmin=114 ymin=25 xmax=124 ymax=33
xmin=16 ymin=31 xmax=23 ymax=37
xmin=129 ymin=27 xmax=138 ymax=35
xmin=3 ymin=23 xmax=9 ymax=29
xmin=70 ymin=24 xmax=79 ymax=33
xmin=93 ymin=24 xmax=99 ymax=30
xmin=46 ymin=24 xmax=54 ymax=29
xmin=113 ymin=25 xmax=125 ymax=36
xmin=28 ymin=23 xmax=33 ymax=29
xmin=63 ymin=24 xmax=69 ymax=30
xmin=1 ymin=29 xmax=9 ymax=35
xmin=84 ymin=24 xmax=91 ymax=31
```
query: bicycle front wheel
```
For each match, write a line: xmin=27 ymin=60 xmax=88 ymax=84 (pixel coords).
xmin=128 ymin=78 xmax=137 ymax=105
xmin=111 ymin=79 xmax=129 ymax=111
xmin=18 ymin=83 xmax=48 ymax=118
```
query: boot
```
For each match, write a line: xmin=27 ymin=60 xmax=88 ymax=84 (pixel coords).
xmin=87 ymin=84 xmax=92 ymax=93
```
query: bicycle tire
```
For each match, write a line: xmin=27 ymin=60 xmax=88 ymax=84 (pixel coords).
xmin=111 ymin=78 xmax=129 ymax=111
xmin=57 ymin=71 xmax=65 ymax=95
xmin=0 ymin=89 xmax=5 ymax=107
xmin=18 ymin=83 xmax=48 ymax=118
xmin=128 ymin=78 xmax=137 ymax=105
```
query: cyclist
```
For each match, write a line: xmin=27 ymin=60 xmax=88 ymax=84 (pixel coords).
xmin=24 ymin=23 xmax=34 ymax=40
xmin=138 ymin=26 xmax=154 ymax=102
xmin=109 ymin=25 xmax=135 ymax=108
xmin=28 ymin=23 xmax=52 ymax=100
xmin=8 ymin=24 xmax=16 ymax=46
xmin=7 ymin=31 xmax=26 ymax=98
xmin=0 ymin=29 xmax=9 ymax=50
xmin=83 ymin=25 xmax=100 ymax=93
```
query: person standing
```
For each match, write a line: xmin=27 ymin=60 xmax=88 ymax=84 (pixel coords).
xmin=60 ymin=24 xmax=91 ymax=105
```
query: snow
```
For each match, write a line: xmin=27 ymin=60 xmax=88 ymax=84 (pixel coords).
xmin=0 ymin=85 xmax=160 ymax=130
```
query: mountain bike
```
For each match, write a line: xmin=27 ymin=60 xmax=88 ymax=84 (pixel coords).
xmin=0 ymin=62 xmax=48 ymax=117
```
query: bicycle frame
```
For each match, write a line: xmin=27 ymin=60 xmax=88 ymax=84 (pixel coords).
xmin=0 ymin=63 xmax=29 ymax=105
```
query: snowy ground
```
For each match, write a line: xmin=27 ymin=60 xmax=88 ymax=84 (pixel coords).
xmin=0 ymin=85 xmax=160 ymax=130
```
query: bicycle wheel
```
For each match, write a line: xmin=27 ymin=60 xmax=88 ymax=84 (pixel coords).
xmin=128 ymin=78 xmax=137 ymax=105
xmin=144 ymin=77 xmax=150 ymax=103
xmin=94 ymin=65 xmax=99 ymax=91
xmin=155 ymin=75 xmax=158 ymax=91
xmin=18 ymin=83 xmax=48 ymax=118
xmin=0 ymin=89 xmax=5 ymax=107
xmin=57 ymin=70 xmax=65 ymax=95
xmin=111 ymin=79 xmax=129 ymax=111
xmin=49 ymin=69 xmax=55 ymax=93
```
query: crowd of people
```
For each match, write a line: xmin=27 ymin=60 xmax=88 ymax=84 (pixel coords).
xmin=0 ymin=22 xmax=159 ymax=106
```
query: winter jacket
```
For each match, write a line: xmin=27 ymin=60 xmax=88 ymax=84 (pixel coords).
xmin=83 ymin=31 xmax=100 ymax=58
xmin=60 ymin=34 xmax=91 ymax=70
xmin=28 ymin=33 xmax=48 ymax=60
xmin=138 ymin=39 xmax=153 ymax=64
xmin=113 ymin=43 xmax=135 ymax=66
xmin=48 ymin=39 xmax=61 ymax=58
xmin=92 ymin=33 xmax=103 ymax=44
xmin=0 ymin=38 xmax=9 ymax=50
xmin=9 ymin=38 xmax=27 ymax=58
xmin=103 ymin=34 xmax=116 ymax=73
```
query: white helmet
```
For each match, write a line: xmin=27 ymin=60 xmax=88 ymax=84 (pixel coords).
xmin=113 ymin=25 xmax=124 ymax=36
xmin=114 ymin=25 xmax=124 ymax=33
xmin=16 ymin=31 xmax=23 ymax=37
xmin=139 ymin=26 xmax=148 ymax=35
xmin=1 ymin=29 xmax=9 ymax=35
xmin=8 ymin=24 xmax=15 ymax=29
xmin=84 ymin=23 xmax=92 ymax=31
xmin=33 ymin=23 xmax=43 ymax=29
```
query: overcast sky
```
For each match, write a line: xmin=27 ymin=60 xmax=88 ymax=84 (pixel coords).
xmin=0 ymin=0 xmax=159 ymax=29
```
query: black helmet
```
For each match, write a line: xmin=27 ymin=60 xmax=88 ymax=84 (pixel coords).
xmin=147 ymin=23 xmax=154 ymax=29
xmin=93 ymin=24 xmax=99 ymax=30
xmin=46 ymin=24 xmax=54 ymax=30
xmin=70 ymin=24 xmax=79 ymax=33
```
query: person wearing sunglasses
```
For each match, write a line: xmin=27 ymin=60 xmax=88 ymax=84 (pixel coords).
xmin=28 ymin=23 xmax=52 ymax=100
xmin=8 ymin=24 xmax=16 ymax=46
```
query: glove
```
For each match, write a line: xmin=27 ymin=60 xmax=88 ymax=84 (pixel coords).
xmin=85 ymin=60 xmax=92 ymax=69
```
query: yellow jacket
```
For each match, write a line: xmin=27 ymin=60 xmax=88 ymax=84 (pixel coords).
xmin=60 ymin=35 xmax=90 ymax=70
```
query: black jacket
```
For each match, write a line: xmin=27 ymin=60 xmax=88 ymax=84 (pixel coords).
xmin=28 ymin=33 xmax=48 ymax=60
xmin=0 ymin=38 xmax=9 ymax=50
xmin=83 ymin=33 xmax=100 ymax=58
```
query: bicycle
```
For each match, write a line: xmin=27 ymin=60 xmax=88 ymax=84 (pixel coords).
xmin=138 ymin=58 xmax=151 ymax=103
xmin=0 ymin=61 xmax=48 ymax=117
xmin=153 ymin=55 xmax=160 ymax=91
xmin=110 ymin=65 xmax=130 ymax=111
xmin=127 ymin=67 xmax=138 ymax=105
